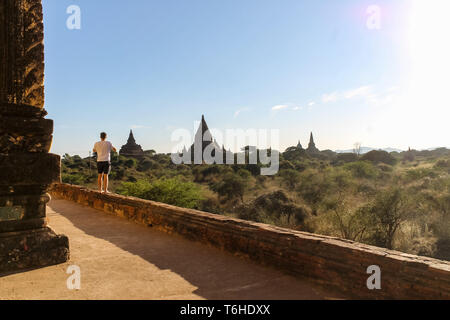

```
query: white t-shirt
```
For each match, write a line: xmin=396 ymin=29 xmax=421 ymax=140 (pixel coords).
xmin=94 ymin=141 xmax=113 ymax=162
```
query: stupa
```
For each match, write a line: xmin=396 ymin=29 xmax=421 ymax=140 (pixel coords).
xmin=188 ymin=115 xmax=221 ymax=164
xmin=120 ymin=130 xmax=144 ymax=158
xmin=306 ymin=132 xmax=320 ymax=153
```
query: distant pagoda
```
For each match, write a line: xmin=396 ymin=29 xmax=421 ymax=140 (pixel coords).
xmin=120 ymin=130 xmax=144 ymax=158
xmin=187 ymin=115 xmax=221 ymax=163
xmin=306 ymin=132 xmax=320 ymax=153
xmin=297 ymin=140 xmax=304 ymax=150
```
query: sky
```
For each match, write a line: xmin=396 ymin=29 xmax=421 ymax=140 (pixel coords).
xmin=42 ymin=0 xmax=450 ymax=157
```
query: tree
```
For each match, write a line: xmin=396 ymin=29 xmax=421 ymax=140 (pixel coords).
xmin=343 ymin=161 xmax=378 ymax=179
xmin=361 ymin=150 xmax=396 ymax=165
xmin=353 ymin=142 xmax=362 ymax=157
xmin=403 ymin=148 xmax=415 ymax=162
xmin=363 ymin=188 xmax=413 ymax=249
xmin=280 ymin=169 xmax=301 ymax=188
xmin=323 ymin=196 xmax=370 ymax=242
xmin=124 ymin=158 xmax=137 ymax=168
xmin=212 ymin=173 xmax=247 ymax=202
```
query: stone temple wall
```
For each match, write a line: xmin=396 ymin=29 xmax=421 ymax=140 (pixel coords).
xmin=0 ymin=0 xmax=69 ymax=273
xmin=51 ymin=183 xmax=450 ymax=300
xmin=0 ymin=0 xmax=45 ymax=108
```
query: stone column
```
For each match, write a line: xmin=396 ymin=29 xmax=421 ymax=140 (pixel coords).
xmin=0 ymin=0 xmax=69 ymax=273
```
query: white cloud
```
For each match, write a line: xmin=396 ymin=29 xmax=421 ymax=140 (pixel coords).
xmin=322 ymin=92 xmax=339 ymax=103
xmin=344 ymin=86 xmax=373 ymax=99
xmin=293 ymin=106 xmax=303 ymax=111
xmin=308 ymin=101 xmax=315 ymax=106
xmin=321 ymin=86 xmax=374 ymax=104
xmin=272 ymin=104 xmax=289 ymax=111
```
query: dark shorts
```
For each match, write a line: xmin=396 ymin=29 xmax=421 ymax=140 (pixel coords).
xmin=97 ymin=161 xmax=111 ymax=174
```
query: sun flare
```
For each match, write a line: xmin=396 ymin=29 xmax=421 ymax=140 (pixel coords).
xmin=387 ymin=0 xmax=450 ymax=147
xmin=408 ymin=0 xmax=450 ymax=115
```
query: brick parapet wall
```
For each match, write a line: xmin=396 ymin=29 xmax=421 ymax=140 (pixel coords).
xmin=50 ymin=183 xmax=450 ymax=299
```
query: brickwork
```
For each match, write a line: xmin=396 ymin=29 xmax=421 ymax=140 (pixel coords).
xmin=51 ymin=183 xmax=450 ymax=299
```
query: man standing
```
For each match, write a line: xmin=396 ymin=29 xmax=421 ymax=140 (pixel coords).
xmin=93 ymin=132 xmax=117 ymax=193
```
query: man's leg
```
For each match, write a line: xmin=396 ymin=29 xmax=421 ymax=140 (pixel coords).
xmin=103 ymin=174 xmax=109 ymax=193
xmin=98 ymin=174 xmax=103 ymax=192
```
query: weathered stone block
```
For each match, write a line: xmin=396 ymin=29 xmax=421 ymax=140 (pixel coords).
xmin=0 ymin=103 xmax=54 ymax=153
xmin=0 ymin=227 xmax=69 ymax=273
xmin=0 ymin=119 xmax=53 ymax=153
xmin=0 ymin=153 xmax=60 ymax=185
xmin=0 ymin=206 xmax=25 ymax=222
xmin=0 ymin=193 xmax=49 ymax=232
xmin=0 ymin=1 xmax=45 ymax=108
xmin=0 ymin=103 xmax=47 ymax=118
xmin=0 ymin=217 xmax=47 ymax=233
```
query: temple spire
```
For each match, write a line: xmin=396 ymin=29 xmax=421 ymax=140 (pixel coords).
xmin=120 ymin=129 xmax=144 ymax=158
xmin=128 ymin=130 xmax=136 ymax=144
xmin=307 ymin=132 xmax=319 ymax=153
xmin=190 ymin=115 xmax=219 ymax=164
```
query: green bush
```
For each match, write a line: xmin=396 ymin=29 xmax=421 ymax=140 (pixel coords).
xmin=335 ymin=153 xmax=358 ymax=164
xmin=282 ymin=148 xmax=308 ymax=161
xmin=435 ymin=159 xmax=450 ymax=171
xmin=405 ymin=168 xmax=438 ymax=181
xmin=212 ymin=173 xmax=247 ymax=202
xmin=116 ymin=180 xmax=152 ymax=198
xmin=124 ymin=158 xmax=138 ymax=168
xmin=111 ymin=168 xmax=125 ymax=180
xmin=62 ymin=173 xmax=85 ymax=185
xmin=237 ymin=190 xmax=311 ymax=227
xmin=237 ymin=169 xmax=252 ymax=179
xmin=280 ymin=169 xmax=301 ymax=188
xmin=377 ymin=163 xmax=393 ymax=172
xmin=328 ymin=168 xmax=353 ymax=190
xmin=296 ymin=169 xmax=337 ymax=207
xmin=361 ymin=188 xmax=414 ymax=249
xmin=193 ymin=165 xmax=226 ymax=182
xmin=343 ymin=161 xmax=378 ymax=179
xmin=361 ymin=150 xmax=396 ymax=165
xmin=317 ymin=197 xmax=372 ymax=242
xmin=279 ymin=160 xmax=295 ymax=170
xmin=144 ymin=178 xmax=203 ymax=209
xmin=117 ymin=178 xmax=203 ymax=209
xmin=137 ymin=159 xmax=159 ymax=172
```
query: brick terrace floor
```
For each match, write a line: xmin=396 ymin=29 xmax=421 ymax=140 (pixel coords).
xmin=0 ymin=199 xmax=345 ymax=300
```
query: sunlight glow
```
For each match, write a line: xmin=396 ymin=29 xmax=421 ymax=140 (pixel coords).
xmin=407 ymin=0 xmax=450 ymax=123
xmin=385 ymin=0 xmax=450 ymax=148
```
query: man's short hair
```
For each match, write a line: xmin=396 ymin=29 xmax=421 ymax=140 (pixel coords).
xmin=100 ymin=132 xmax=107 ymax=140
